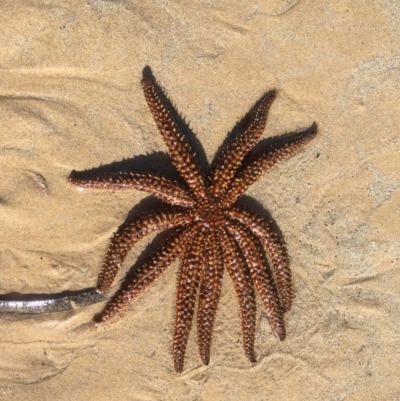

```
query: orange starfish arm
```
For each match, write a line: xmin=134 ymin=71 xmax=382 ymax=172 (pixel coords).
xmin=141 ymin=77 xmax=206 ymax=199
xmin=225 ymin=220 xmax=286 ymax=340
xmin=219 ymin=228 xmax=257 ymax=363
xmin=227 ymin=205 xmax=292 ymax=312
xmin=222 ymin=123 xmax=317 ymax=207
xmin=97 ymin=209 xmax=193 ymax=292
xmin=173 ymin=230 xmax=205 ymax=373
xmin=210 ymin=90 xmax=276 ymax=196
xmin=95 ymin=226 xmax=195 ymax=325
xmin=68 ymin=171 xmax=195 ymax=208
xmin=197 ymin=231 xmax=224 ymax=365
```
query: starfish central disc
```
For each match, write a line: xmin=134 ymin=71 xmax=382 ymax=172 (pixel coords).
xmin=192 ymin=191 xmax=225 ymax=229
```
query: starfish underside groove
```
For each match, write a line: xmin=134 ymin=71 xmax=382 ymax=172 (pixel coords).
xmin=69 ymin=68 xmax=317 ymax=373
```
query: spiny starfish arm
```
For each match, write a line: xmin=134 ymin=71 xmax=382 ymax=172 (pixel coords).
xmin=173 ymin=229 xmax=206 ymax=373
xmin=222 ymin=122 xmax=317 ymax=207
xmin=219 ymin=228 xmax=257 ymax=363
xmin=68 ymin=171 xmax=195 ymax=208
xmin=141 ymin=77 xmax=206 ymax=199
xmin=210 ymin=90 xmax=276 ymax=197
xmin=197 ymin=230 xmax=224 ymax=366
xmin=97 ymin=208 xmax=193 ymax=292
xmin=225 ymin=220 xmax=286 ymax=340
xmin=227 ymin=206 xmax=292 ymax=312
xmin=95 ymin=226 xmax=195 ymax=325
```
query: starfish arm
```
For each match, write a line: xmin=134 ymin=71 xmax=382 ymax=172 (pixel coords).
xmin=219 ymin=228 xmax=257 ymax=363
xmin=173 ymin=230 xmax=205 ymax=373
xmin=225 ymin=220 xmax=286 ymax=340
xmin=68 ymin=172 xmax=195 ymax=208
xmin=210 ymin=91 xmax=276 ymax=196
xmin=141 ymin=77 xmax=206 ymax=198
xmin=222 ymin=122 xmax=317 ymax=206
xmin=97 ymin=208 xmax=193 ymax=292
xmin=197 ymin=230 xmax=224 ymax=366
xmin=227 ymin=206 xmax=292 ymax=312
xmin=95 ymin=226 xmax=195 ymax=325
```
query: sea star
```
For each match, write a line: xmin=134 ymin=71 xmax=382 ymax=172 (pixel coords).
xmin=68 ymin=67 xmax=317 ymax=373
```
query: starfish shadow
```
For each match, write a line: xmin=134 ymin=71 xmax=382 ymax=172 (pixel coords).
xmin=69 ymin=152 xmax=182 ymax=184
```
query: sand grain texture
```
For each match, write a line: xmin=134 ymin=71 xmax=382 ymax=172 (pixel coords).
xmin=1 ymin=1 xmax=400 ymax=400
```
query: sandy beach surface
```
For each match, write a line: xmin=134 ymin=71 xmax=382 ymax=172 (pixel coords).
xmin=1 ymin=1 xmax=400 ymax=400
